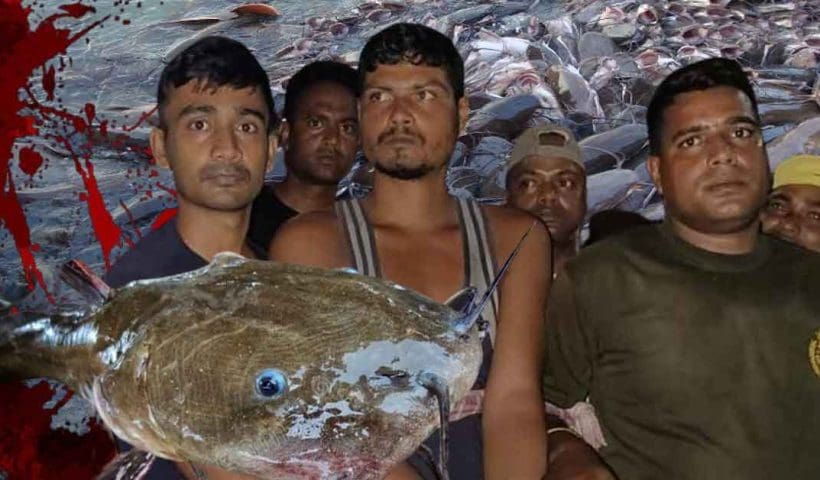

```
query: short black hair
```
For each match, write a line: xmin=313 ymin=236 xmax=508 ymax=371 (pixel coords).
xmin=283 ymin=61 xmax=358 ymax=123
xmin=157 ymin=36 xmax=278 ymax=133
xmin=358 ymin=23 xmax=464 ymax=101
xmin=647 ymin=58 xmax=758 ymax=155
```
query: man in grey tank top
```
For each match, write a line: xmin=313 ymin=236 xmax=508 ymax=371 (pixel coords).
xmin=271 ymin=23 xmax=612 ymax=480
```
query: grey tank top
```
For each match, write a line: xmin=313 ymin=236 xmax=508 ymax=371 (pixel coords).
xmin=335 ymin=197 xmax=499 ymax=345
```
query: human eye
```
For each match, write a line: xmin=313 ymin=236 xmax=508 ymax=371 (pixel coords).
xmin=417 ymin=89 xmax=436 ymax=101
xmin=766 ymin=199 xmax=787 ymax=213
xmin=306 ymin=117 xmax=323 ymax=128
xmin=238 ymin=122 xmax=259 ymax=134
xmin=732 ymin=126 xmax=755 ymax=139
xmin=517 ymin=178 xmax=536 ymax=191
xmin=678 ymin=136 xmax=700 ymax=149
xmin=558 ymin=176 xmax=577 ymax=189
xmin=808 ymin=211 xmax=820 ymax=222
xmin=341 ymin=121 xmax=358 ymax=136
xmin=367 ymin=90 xmax=389 ymax=103
xmin=189 ymin=119 xmax=209 ymax=131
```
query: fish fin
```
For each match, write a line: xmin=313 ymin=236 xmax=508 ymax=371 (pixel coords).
xmin=444 ymin=287 xmax=478 ymax=315
xmin=210 ymin=251 xmax=247 ymax=267
xmin=96 ymin=449 xmax=156 ymax=480
xmin=60 ymin=260 xmax=112 ymax=304
xmin=453 ymin=221 xmax=536 ymax=335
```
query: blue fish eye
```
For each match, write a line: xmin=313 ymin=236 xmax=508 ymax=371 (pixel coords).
xmin=255 ymin=369 xmax=288 ymax=398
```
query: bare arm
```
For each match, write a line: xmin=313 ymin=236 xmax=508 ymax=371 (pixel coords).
xmin=482 ymin=208 xmax=550 ymax=479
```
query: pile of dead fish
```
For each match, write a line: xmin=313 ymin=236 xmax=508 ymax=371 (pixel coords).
xmin=329 ymin=0 xmax=820 ymax=223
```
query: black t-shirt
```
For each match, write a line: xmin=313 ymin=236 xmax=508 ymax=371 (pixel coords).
xmin=104 ymin=219 xmax=207 ymax=479
xmin=246 ymin=184 xmax=299 ymax=260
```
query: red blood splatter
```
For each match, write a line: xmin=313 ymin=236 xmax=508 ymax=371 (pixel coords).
xmin=0 ymin=380 xmax=116 ymax=480
xmin=18 ymin=146 xmax=44 ymax=177
xmin=56 ymin=136 xmax=134 ymax=268
xmin=118 ymin=198 xmax=142 ymax=239
xmin=42 ymin=65 xmax=56 ymax=101
xmin=84 ymin=102 xmax=95 ymax=124
xmin=120 ymin=105 xmax=157 ymax=132
xmin=58 ymin=2 xmax=96 ymax=18
xmin=155 ymin=182 xmax=177 ymax=197
xmin=0 ymin=1 xmax=107 ymax=295
xmin=151 ymin=207 xmax=178 ymax=230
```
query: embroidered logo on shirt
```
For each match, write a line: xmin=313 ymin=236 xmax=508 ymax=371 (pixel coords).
xmin=810 ymin=329 xmax=820 ymax=378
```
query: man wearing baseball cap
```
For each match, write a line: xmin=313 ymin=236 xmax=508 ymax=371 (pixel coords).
xmin=506 ymin=124 xmax=586 ymax=276
xmin=760 ymin=154 xmax=820 ymax=252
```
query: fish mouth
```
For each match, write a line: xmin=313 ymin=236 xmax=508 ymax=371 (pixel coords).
xmin=417 ymin=371 xmax=451 ymax=480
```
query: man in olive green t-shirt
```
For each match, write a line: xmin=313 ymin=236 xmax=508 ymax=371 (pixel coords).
xmin=543 ymin=58 xmax=820 ymax=480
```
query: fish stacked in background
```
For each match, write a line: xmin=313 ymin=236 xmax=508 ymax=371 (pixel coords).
xmin=1 ymin=254 xmax=483 ymax=479
xmin=2 ymin=0 xmax=819 ymax=327
xmin=337 ymin=0 xmax=820 ymax=225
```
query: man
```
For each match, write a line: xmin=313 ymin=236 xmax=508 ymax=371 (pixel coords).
xmin=104 ymin=35 xmax=278 ymax=480
xmin=271 ymin=23 xmax=549 ymax=479
xmin=543 ymin=57 xmax=820 ymax=480
xmin=506 ymin=124 xmax=586 ymax=276
xmin=246 ymin=60 xmax=359 ymax=258
xmin=760 ymin=154 xmax=820 ymax=252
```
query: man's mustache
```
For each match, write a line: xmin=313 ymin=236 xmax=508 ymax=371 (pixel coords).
xmin=377 ymin=127 xmax=424 ymax=144
xmin=199 ymin=163 xmax=251 ymax=181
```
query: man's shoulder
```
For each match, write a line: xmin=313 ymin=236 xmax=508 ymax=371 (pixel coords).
xmin=481 ymin=203 xmax=545 ymax=235
xmin=104 ymin=222 xmax=202 ymax=288
xmin=276 ymin=210 xmax=340 ymax=238
xmin=568 ymin=223 xmax=660 ymax=274
xmin=768 ymin=235 xmax=820 ymax=275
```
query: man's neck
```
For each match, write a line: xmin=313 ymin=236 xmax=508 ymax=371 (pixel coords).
xmin=668 ymin=217 xmax=760 ymax=255
xmin=552 ymin=238 xmax=578 ymax=276
xmin=175 ymin=200 xmax=253 ymax=261
xmin=365 ymin=168 xmax=455 ymax=230
xmin=274 ymin=174 xmax=337 ymax=214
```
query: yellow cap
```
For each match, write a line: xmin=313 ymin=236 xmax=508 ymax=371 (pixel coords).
xmin=772 ymin=155 xmax=820 ymax=189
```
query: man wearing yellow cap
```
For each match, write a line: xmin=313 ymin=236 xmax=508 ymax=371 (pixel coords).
xmin=760 ymin=154 xmax=820 ymax=252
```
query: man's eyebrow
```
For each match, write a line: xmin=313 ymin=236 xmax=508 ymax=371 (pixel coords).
xmin=178 ymin=104 xmax=215 ymax=119
xmin=238 ymin=107 xmax=267 ymax=123
xmin=726 ymin=115 xmax=760 ymax=127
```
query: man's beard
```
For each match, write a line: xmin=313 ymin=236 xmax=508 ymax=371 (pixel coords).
xmin=374 ymin=161 xmax=435 ymax=180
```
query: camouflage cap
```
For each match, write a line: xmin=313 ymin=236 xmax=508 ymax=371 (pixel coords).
xmin=507 ymin=124 xmax=583 ymax=169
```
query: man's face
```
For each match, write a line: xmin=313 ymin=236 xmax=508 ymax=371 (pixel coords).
xmin=507 ymin=156 xmax=586 ymax=244
xmin=760 ymin=184 xmax=820 ymax=252
xmin=648 ymin=86 xmax=769 ymax=235
xmin=151 ymin=81 xmax=276 ymax=212
xmin=282 ymin=82 xmax=358 ymax=185
xmin=359 ymin=63 xmax=468 ymax=180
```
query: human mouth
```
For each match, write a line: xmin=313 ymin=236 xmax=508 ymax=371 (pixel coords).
xmin=201 ymin=165 xmax=251 ymax=185
xmin=704 ymin=179 xmax=746 ymax=193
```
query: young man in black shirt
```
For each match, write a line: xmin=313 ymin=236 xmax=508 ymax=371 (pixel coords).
xmin=247 ymin=61 xmax=359 ymax=258
xmin=104 ymin=35 xmax=278 ymax=479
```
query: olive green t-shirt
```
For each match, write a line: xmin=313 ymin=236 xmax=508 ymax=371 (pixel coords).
xmin=543 ymin=223 xmax=820 ymax=480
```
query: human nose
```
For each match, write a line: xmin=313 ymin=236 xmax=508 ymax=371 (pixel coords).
xmin=706 ymin=132 xmax=737 ymax=167
xmin=537 ymin=183 xmax=559 ymax=206
xmin=212 ymin=126 xmax=240 ymax=161
xmin=388 ymin=96 xmax=414 ymax=127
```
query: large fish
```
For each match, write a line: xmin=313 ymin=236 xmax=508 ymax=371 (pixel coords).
xmin=0 ymin=252 xmax=509 ymax=480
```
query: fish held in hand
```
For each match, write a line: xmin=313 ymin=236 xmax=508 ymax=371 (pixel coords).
xmin=0 ymin=254 xmax=487 ymax=479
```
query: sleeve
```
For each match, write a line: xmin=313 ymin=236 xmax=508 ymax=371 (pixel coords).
xmin=542 ymin=270 xmax=595 ymax=408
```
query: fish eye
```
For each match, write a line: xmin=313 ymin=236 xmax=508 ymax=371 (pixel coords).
xmin=255 ymin=369 xmax=288 ymax=398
